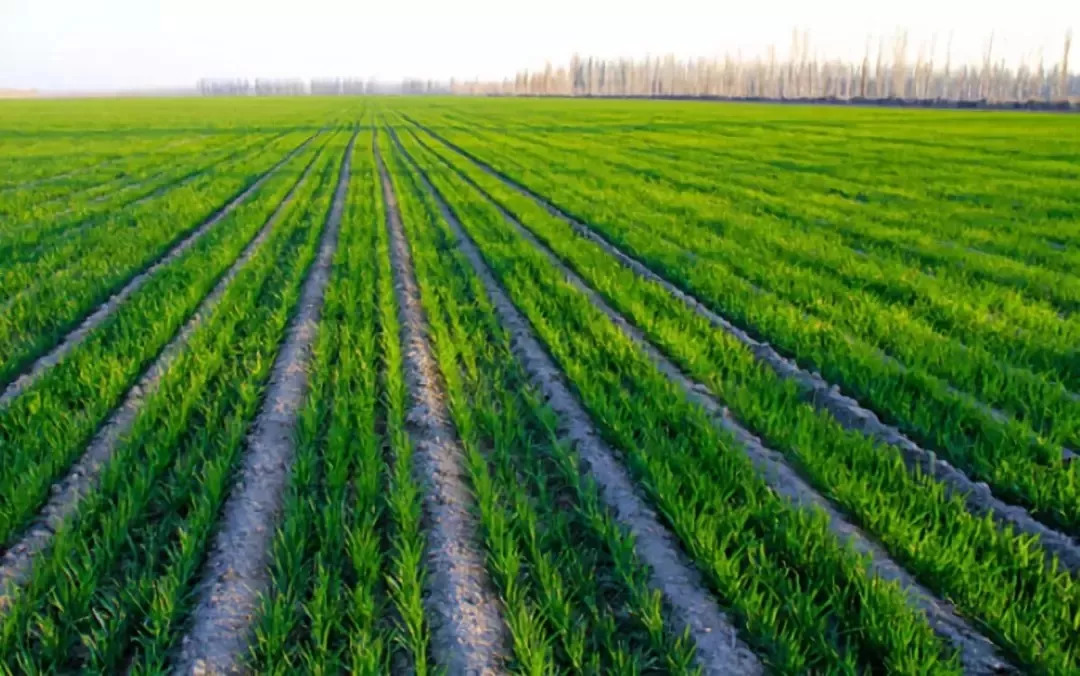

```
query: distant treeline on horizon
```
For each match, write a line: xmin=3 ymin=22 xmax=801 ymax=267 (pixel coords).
xmin=197 ymin=30 xmax=1077 ymax=106
xmin=196 ymin=78 xmax=450 ymax=97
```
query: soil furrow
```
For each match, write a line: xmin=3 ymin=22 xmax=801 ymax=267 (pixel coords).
xmin=404 ymin=120 xmax=1080 ymax=572
xmin=387 ymin=130 xmax=764 ymax=675
xmin=173 ymin=130 xmax=354 ymax=675
xmin=390 ymin=129 xmax=1015 ymax=675
xmin=376 ymin=142 xmax=510 ymax=675
xmin=0 ymin=143 xmax=324 ymax=616
xmin=0 ymin=134 xmax=319 ymax=408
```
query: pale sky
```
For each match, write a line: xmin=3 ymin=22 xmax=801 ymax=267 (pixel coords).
xmin=2 ymin=0 xmax=1076 ymax=91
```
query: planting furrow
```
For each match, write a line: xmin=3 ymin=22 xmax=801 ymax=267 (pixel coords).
xmin=405 ymin=118 xmax=1080 ymax=531
xmin=402 ymin=127 xmax=1080 ymax=572
xmin=0 ymin=134 xmax=317 ymax=408
xmin=174 ymin=129 xmax=355 ymax=674
xmin=0 ymin=139 xmax=322 ymax=615
xmin=384 ymin=131 xmax=762 ymax=674
xmin=376 ymin=143 xmax=509 ymax=674
xmin=391 ymin=128 xmax=1014 ymax=674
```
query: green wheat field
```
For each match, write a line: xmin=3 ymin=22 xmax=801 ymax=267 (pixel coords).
xmin=0 ymin=97 xmax=1077 ymax=674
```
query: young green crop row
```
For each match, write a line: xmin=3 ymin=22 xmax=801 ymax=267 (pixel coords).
xmin=0 ymin=131 xmax=286 ymax=264
xmin=449 ymin=108 xmax=1080 ymax=270
xmin=382 ymin=123 xmax=973 ymax=673
xmin=0 ymin=130 xmax=314 ymax=392
xmin=418 ymin=111 xmax=1080 ymax=390
xmin=0 ymin=134 xmax=204 ymax=195
xmin=1 ymin=100 xmax=1074 ymax=673
xmin=250 ymin=126 xmax=421 ymax=673
xmin=0 ymin=130 xmax=328 ymax=552
xmin=422 ymin=100 xmax=1079 ymax=254
xmin=2 ymin=114 xmax=717 ymax=674
xmin=389 ymin=119 xmax=1080 ymax=672
xmin=487 ymin=130 xmax=1080 ymax=447
xmin=0 ymin=133 xmax=249 ymax=223
xmin=382 ymin=131 xmax=700 ymax=672
xmin=0 ymin=126 xmax=351 ymax=673
xmin=427 ymin=105 xmax=1080 ymax=327
xmin=451 ymin=117 xmax=1080 ymax=359
xmin=398 ymin=111 xmax=1080 ymax=535
xmin=0 ymin=129 xmax=306 ymax=300
xmin=253 ymin=124 xmax=703 ymax=674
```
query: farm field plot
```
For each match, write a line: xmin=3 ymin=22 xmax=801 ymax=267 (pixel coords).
xmin=0 ymin=96 xmax=1077 ymax=674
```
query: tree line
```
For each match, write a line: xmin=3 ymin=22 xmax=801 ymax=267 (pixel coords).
xmin=195 ymin=30 xmax=1076 ymax=106
xmin=197 ymin=78 xmax=450 ymax=96
xmin=451 ymin=31 xmax=1077 ymax=106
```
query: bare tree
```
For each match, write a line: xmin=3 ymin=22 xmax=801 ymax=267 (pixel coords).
xmin=1061 ymin=30 xmax=1073 ymax=101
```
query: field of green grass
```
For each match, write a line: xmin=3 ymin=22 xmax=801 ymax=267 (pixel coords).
xmin=0 ymin=96 xmax=1077 ymax=674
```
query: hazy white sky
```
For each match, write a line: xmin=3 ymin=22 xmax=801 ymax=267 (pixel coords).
xmin=2 ymin=0 xmax=1076 ymax=91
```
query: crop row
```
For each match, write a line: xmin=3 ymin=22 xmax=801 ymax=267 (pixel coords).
xmin=390 ymin=118 xmax=1080 ymax=671
xmin=0 ymin=131 xmax=286 ymax=264
xmin=427 ymin=104 xmax=1080 ymax=340
xmin=386 ymin=130 xmax=708 ymax=672
xmin=0 ymin=129 xmax=306 ymax=298
xmin=0 ymin=133 xmax=252 ymax=224
xmin=0 ymin=130 xmax=326 ymax=553
xmin=1 ymin=100 xmax=1075 ymax=674
xmin=398 ymin=111 xmax=1080 ymax=534
xmin=424 ymin=99 xmax=1079 ymax=247
xmin=383 ymin=123 xmax=978 ymax=672
xmin=420 ymin=111 xmax=1080 ymax=383
xmin=250 ymin=126 xmax=420 ymax=673
xmin=0 ymin=135 xmax=204 ymax=192
xmin=0 ymin=130 xmax=314 ymax=391
xmin=461 ymin=122 xmax=1080 ymax=450
xmin=0 ymin=127 xmax=351 ymax=672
